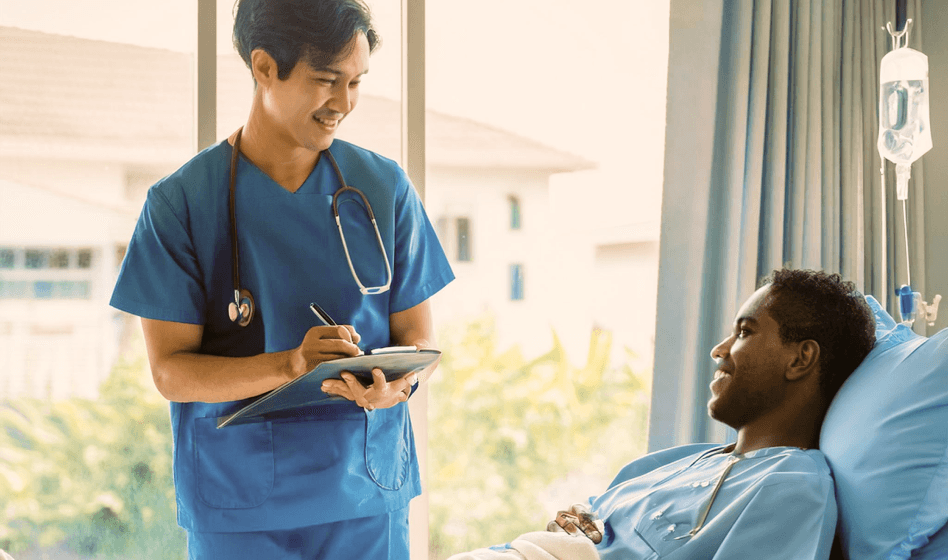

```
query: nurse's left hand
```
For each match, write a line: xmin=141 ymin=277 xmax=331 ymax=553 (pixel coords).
xmin=321 ymin=368 xmax=416 ymax=410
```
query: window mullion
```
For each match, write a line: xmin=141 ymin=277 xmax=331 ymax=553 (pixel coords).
xmin=402 ymin=0 xmax=428 ymax=557
xmin=196 ymin=0 xmax=217 ymax=152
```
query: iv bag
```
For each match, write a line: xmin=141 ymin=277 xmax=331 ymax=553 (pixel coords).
xmin=877 ymin=47 xmax=932 ymax=167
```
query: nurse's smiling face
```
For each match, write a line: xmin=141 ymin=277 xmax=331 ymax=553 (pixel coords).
xmin=258 ymin=32 xmax=370 ymax=153
xmin=707 ymin=285 xmax=799 ymax=429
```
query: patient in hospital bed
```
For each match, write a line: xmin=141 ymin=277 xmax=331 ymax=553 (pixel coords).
xmin=449 ymin=268 xmax=876 ymax=560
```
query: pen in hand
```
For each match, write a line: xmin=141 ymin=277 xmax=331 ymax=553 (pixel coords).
xmin=309 ymin=302 xmax=337 ymax=327
xmin=310 ymin=302 xmax=362 ymax=354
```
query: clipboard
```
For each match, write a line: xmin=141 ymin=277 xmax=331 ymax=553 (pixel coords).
xmin=216 ymin=348 xmax=441 ymax=428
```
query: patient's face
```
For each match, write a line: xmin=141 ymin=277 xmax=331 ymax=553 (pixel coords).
xmin=707 ymin=285 xmax=798 ymax=429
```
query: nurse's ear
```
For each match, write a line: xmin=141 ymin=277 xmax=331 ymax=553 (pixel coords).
xmin=250 ymin=49 xmax=280 ymax=89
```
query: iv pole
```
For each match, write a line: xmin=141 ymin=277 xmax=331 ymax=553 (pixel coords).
xmin=880 ymin=4 xmax=941 ymax=328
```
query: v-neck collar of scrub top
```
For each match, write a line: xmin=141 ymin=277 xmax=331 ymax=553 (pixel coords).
xmin=234 ymin=147 xmax=336 ymax=198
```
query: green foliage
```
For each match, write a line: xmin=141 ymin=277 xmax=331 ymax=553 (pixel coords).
xmin=0 ymin=318 xmax=650 ymax=560
xmin=428 ymin=317 xmax=651 ymax=558
xmin=0 ymin=354 xmax=186 ymax=558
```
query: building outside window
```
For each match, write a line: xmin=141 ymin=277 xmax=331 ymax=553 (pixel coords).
xmin=0 ymin=247 xmax=95 ymax=300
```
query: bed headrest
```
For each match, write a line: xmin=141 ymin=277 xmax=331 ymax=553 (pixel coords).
xmin=820 ymin=295 xmax=948 ymax=560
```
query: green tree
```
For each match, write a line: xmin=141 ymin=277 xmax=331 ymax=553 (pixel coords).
xmin=428 ymin=317 xmax=651 ymax=558
xmin=0 ymin=354 xmax=185 ymax=558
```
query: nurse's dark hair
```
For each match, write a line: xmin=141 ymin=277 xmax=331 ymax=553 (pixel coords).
xmin=759 ymin=268 xmax=876 ymax=403
xmin=233 ymin=0 xmax=380 ymax=80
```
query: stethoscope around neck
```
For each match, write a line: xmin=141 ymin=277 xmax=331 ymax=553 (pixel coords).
xmin=226 ymin=127 xmax=392 ymax=327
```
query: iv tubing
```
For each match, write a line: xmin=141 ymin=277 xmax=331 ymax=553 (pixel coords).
xmin=880 ymin=160 xmax=888 ymax=309
xmin=902 ymin=200 xmax=911 ymax=287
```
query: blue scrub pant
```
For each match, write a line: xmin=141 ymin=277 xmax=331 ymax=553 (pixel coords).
xmin=187 ymin=506 xmax=410 ymax=560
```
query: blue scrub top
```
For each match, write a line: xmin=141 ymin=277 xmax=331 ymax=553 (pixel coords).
xmin=591 ymin=443 xmax=837 ymax=560
xmin=110 ymin=138 xmax=454 ymax=533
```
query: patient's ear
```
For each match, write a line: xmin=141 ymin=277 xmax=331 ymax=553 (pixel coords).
xmin=786 ymin=339 xmax=820 ymax=382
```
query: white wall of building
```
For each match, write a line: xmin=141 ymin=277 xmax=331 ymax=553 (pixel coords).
xmin=425 ymin=166 xmax=595 ymax=362
xmin=0 ymin=173 xmax=134 ymax=400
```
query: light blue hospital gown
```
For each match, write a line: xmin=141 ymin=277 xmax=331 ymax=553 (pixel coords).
xmin=473 ymin=443 xmax=837 ymax=559
xmin=591 ymin=443 xmax=837 ymax=559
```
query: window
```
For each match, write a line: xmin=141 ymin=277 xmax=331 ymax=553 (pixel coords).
xmin=0 ymin=1 xmax=669 ymax=558
xmin=510 ymin=263 xmax=524 ymax=301
xmin=456 ymin=217 xmax=472 ymax=262
xmin=25 ymin=249 xmax=47 ymax=269
xmin=0 ymin=1 xmax=196 ymax=556
xmin=509 ymin=195 xmax=522 ymax=230
xmin=49 ymin=250 xmax=70 ymax=269
xmin=0 ymin=248 xmax=14 ymax=269
xmin=77 ymin=249 xmax=93 ymax=269
xmin=425 ymin=2 xmax=667 ymax=556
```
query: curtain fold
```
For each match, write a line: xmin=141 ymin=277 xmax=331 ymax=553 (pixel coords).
xmin=650 ymin=0 xmax=928 ymax=450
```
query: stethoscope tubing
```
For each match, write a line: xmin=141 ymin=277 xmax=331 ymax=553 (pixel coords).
xmin=227 ymin=127 xmax=392 ymax=326
xmin=229 ymin=128 xmax=244 ymax=306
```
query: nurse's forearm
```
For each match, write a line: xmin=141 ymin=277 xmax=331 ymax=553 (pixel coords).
xmin=141 ymin=316 xmax=297 ymax=403
xmin=142 ymin=318 xmax=363 ymax=403
xmin=150 ymin=350 xmax=297 ymax=403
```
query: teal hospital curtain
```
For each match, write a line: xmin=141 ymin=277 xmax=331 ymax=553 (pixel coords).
xmin=649 ymin=0 xmax=929 ymax=450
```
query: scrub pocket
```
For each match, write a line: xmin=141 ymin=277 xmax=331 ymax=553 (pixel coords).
xmin=194 ymin=417 xmax=275 ymax=509
xmin=364 ymin=405 xmax=412 ymax=490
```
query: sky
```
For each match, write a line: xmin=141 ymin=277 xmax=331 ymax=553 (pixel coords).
xmin=0 ymin=0 xmax=671 ymax=228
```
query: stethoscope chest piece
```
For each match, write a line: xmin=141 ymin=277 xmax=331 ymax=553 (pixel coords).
xmin=228 ymin=288 xmax=255 ymax=327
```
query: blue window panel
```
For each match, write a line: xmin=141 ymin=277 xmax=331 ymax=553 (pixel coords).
xmin=509 ymin=196 xmax=521 ymax=230
xmin=510 ymin=264 xmax=524 ymax=301
xmin=0 ymin=249 xmax=14 ymax=269
xmin=33 ymin=281 xmax=54 ymax=299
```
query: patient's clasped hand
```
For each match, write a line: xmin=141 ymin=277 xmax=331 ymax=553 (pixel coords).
xmin=449 ymin=269 xmax=877 ymax=560
xmin=545 ymin=504 xmax=604 ymax=544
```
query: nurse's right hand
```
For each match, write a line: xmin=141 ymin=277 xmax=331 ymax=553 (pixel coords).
xmin=289 ymin=325 xmax=362 ymax=379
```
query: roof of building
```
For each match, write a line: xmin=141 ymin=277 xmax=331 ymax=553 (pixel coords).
xmin=0 ymin=26 xmax=594 ymax=173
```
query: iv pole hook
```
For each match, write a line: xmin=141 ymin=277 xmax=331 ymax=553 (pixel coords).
xmin=884 ymin=19 xmax=913 ymax=50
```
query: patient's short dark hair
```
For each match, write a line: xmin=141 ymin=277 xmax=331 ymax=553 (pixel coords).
xmin=760 ymin=269 xmax=875 ymax=403
xmin=233 ymin=0 xmax=380 ymax=80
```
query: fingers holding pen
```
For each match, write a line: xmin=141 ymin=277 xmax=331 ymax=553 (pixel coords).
xmin=290 ymin=325 xmax=362 ymax=377
xmin=315 ymin=324 xmax=360 ymax=345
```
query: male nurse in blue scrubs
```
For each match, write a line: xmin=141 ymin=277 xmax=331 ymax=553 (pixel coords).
xmin=109 ymin=1 xmax=454 ymax=557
